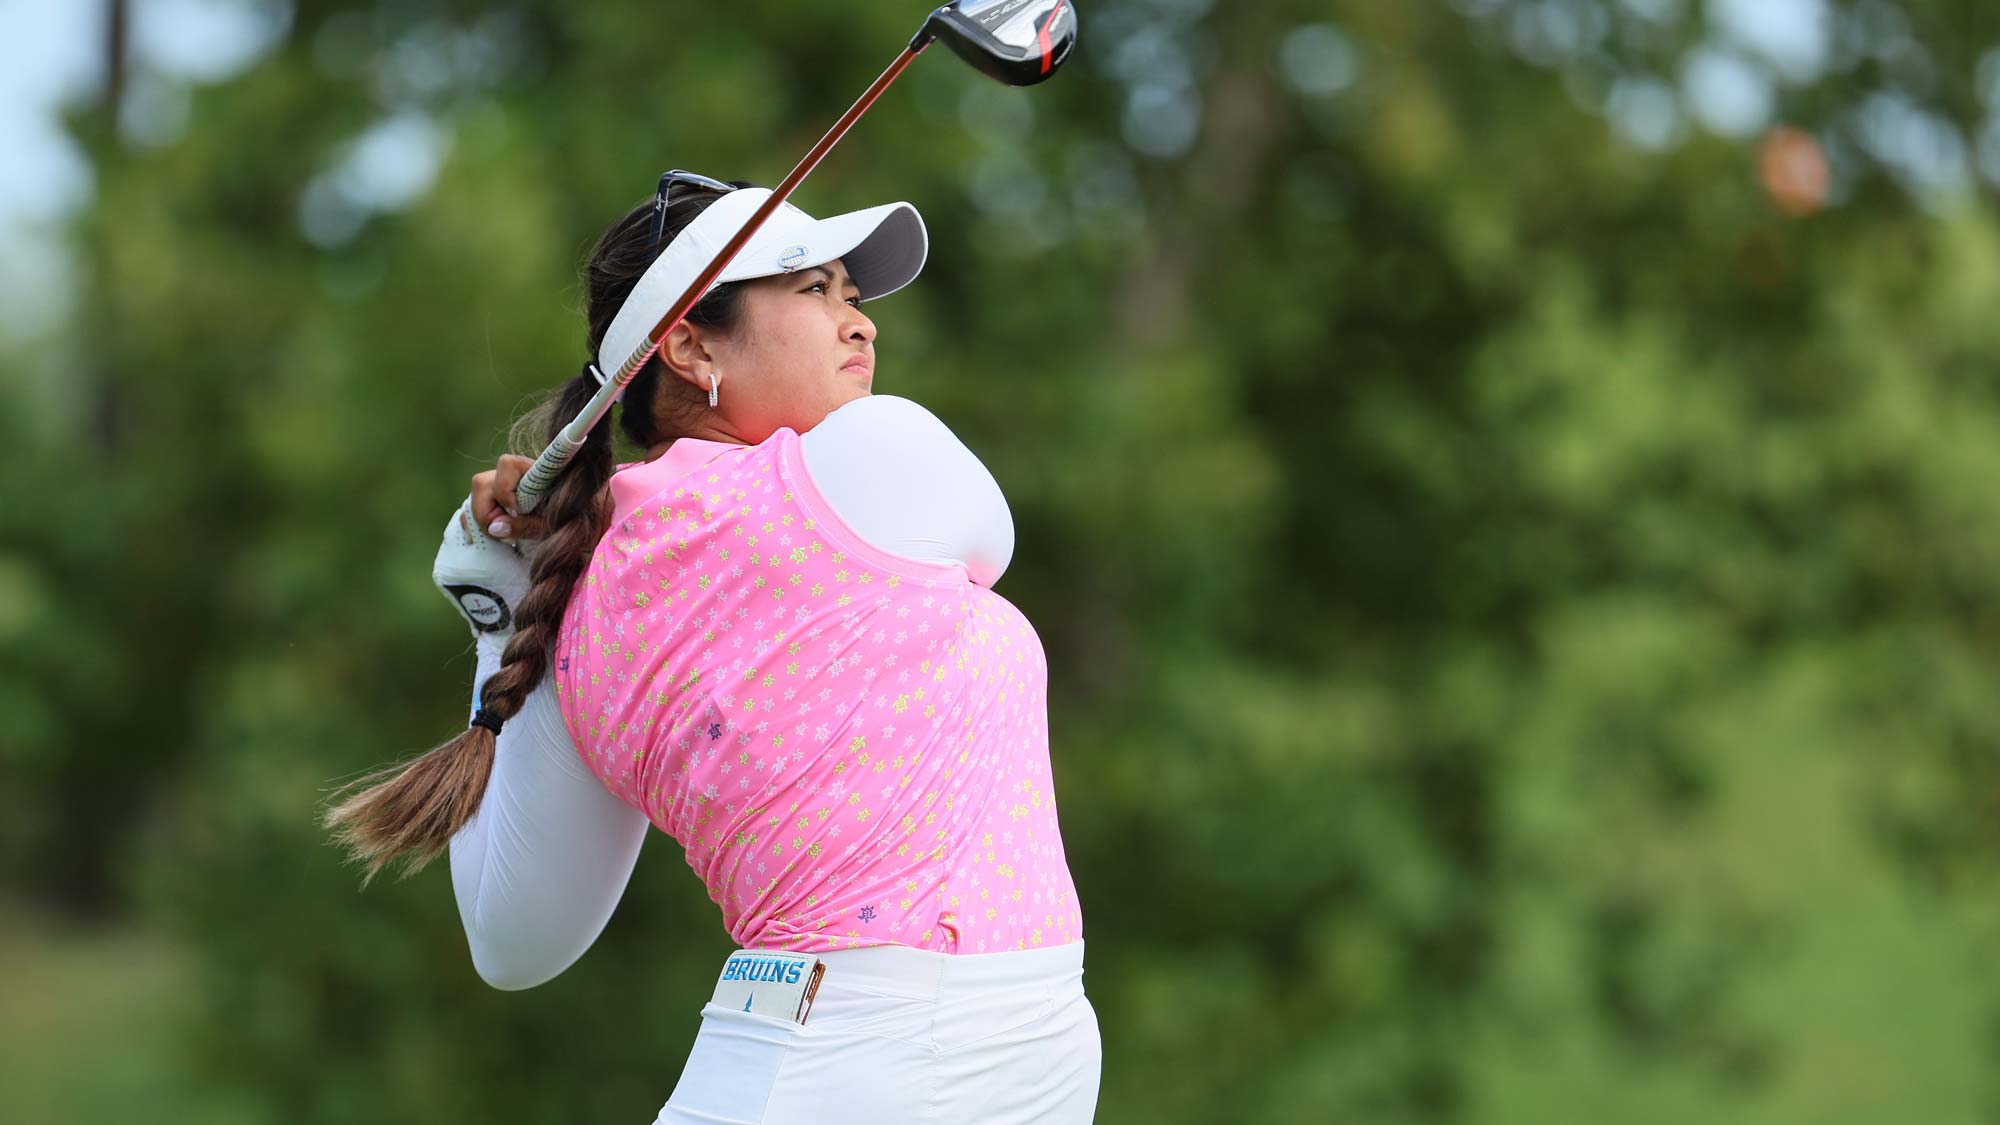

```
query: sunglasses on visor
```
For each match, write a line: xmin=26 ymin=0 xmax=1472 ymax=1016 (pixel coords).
xmin=649 ymin=170 xmax=737 ymax=248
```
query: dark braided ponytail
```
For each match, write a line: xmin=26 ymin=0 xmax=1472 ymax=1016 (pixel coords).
xmin=323 ymin=181 xmax=755 ymax=885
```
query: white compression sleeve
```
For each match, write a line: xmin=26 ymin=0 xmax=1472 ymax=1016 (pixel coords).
xmin=447 ymin=395 xmax=1012 ymax=989
xmin=800 ymin=395 xmax=1015 ymax=587
xmin=449 ymin=633 xmax=649 ymax=990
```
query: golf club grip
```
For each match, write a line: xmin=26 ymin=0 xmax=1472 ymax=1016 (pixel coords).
xmin=515 ymin=430 xmax=587 ymax=514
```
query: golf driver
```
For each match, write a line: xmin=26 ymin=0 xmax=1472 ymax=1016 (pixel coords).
xmin=514 ymin=0 xmax=1078 ymax=512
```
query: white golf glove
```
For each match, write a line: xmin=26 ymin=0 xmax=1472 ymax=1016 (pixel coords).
xmin=433 ymin=495 xmax=536 ymax=641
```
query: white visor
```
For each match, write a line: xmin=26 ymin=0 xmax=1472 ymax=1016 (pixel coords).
xmin=597 ymin=187 xmax=928 ymax=380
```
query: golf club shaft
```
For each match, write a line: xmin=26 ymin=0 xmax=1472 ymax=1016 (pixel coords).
xmin=515 ymin=37 xmax=935 ymax=513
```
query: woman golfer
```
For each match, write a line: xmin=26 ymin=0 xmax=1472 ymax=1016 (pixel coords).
xmin=325 ymin=175 xmax=1100 ymax=1124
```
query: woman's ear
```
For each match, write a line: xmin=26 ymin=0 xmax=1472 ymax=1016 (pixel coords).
xmin=659 ymin=321 xmax=715 ymax=393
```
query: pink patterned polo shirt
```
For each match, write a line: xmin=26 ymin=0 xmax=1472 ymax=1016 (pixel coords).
xmin=552 ymin=427 xmax=1083 ymax=955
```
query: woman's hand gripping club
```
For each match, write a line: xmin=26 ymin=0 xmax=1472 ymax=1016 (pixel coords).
xmin=432 ymin=455 xmax=545 ymax=640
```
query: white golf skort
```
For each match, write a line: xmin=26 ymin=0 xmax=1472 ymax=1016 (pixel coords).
xmin=656 ymin=939 xmax=1100 ymax=1124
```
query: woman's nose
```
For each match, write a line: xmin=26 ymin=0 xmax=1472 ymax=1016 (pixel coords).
xmin=844 ymin=308 xmax=876 ymax=343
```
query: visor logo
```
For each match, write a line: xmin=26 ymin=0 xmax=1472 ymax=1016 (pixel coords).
xmin=778 ymin=245 xmax=808 ymax=271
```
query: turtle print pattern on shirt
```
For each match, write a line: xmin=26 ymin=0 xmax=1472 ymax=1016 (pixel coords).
xmin=553 ymin=427 xmax=1083 ymax=955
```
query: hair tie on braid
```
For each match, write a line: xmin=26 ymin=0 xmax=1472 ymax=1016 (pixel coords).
xmin=470 ymin=708 xmax=504 ymax=735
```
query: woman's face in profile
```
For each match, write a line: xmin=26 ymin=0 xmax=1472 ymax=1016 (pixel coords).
xmin=699 ymin=258 xmax=878 ymax=442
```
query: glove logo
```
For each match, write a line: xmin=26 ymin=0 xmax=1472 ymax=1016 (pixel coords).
xmin=444 ymin=584 xmax=512 ymax=632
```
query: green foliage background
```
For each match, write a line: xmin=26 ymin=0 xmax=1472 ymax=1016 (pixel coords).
xmin=6 ymin=0 xmax=2000 ymax=1122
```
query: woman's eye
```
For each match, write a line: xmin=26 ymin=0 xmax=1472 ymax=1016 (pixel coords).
xmin=805 ymin=280 xmax=859 ymax=307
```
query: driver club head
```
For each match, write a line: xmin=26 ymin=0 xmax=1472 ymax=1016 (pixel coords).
xmin=918 ymin=0 xmax=1079 ymax=87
